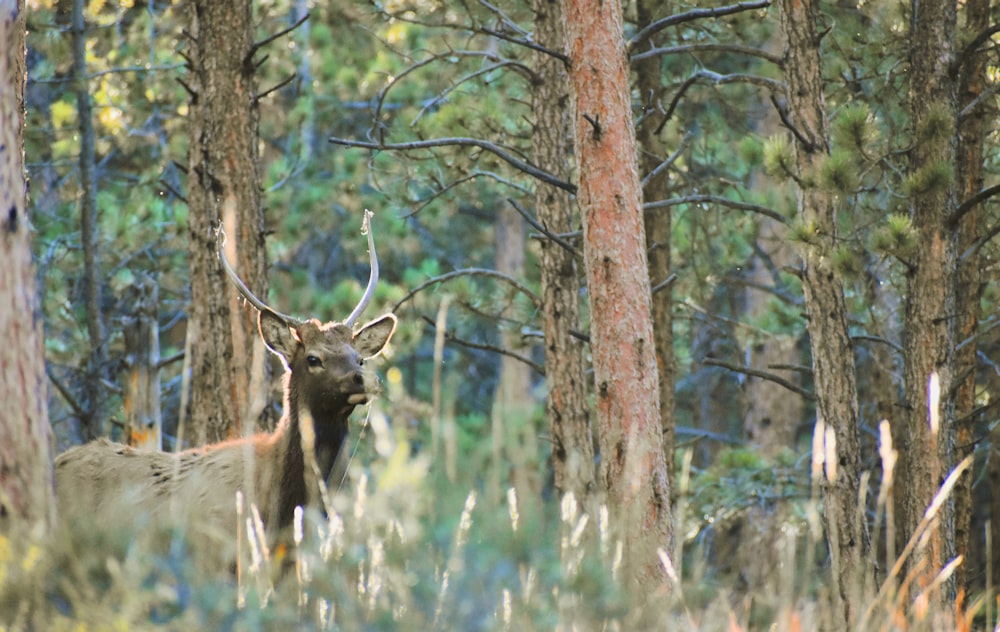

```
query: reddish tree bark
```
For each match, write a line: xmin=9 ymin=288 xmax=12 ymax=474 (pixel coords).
xmin=562 ymin=0 xmax=672 ymax=585
xmin=531 ymin=0 xmax=594 ymax=502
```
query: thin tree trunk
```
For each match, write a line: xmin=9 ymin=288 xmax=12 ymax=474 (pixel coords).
xmin=634 ymin=0 xmax=676 ymax=498
xmin=530 ymin=0 xmax=594 ymax=501
xmin=0 ymin=0 xmax=56 ymax=536
xmin=491 ymin=204 xmax=538 ymax=503
xmin=184 ymin=0 xmax=271 ymax=445
xmin=898 ymin=0 xmax=958 ymax=592
xmin=122 ymin=277 xmax=163 ymax=450
xmin=778 ymin=0 xmax=865 ymax=625
xmin=562 ymin=0 xmax=671 ymax=586
xmin=72 ymin=0 xmax=107 ymax=440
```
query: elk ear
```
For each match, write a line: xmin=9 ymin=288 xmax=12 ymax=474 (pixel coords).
xmin=353 ymin=314 xmax=397 ymax=359
xmin=258 ymin=309 xmax=299 ymax=361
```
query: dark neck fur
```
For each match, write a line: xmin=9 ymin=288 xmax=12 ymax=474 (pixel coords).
xmin=275 ymin=387 xmax=352 ymax=529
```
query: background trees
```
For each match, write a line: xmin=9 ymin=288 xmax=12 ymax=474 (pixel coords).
xmin=7 ymin=0 xmax=1000 ymax=628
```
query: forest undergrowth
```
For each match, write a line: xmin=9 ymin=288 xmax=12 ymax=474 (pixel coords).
xmin=0 ymin=405 xmax=988 ymax=631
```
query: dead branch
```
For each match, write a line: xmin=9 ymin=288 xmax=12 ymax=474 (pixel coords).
xmin=328 ymin=135 xmax=575 ymax=193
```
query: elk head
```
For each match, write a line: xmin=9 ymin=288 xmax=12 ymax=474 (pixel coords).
xmin=217 ymin=211 xmax=397 ymax=469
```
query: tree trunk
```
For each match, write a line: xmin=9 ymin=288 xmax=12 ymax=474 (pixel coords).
xmin=561 ymin=0 xmax=672 ymax=586
xmin=778 ymin=0 xmax=865 ymax=625
xmin=951 ymin=0 xmax=988 ymax=594
xmin=0 ymin=0 xmax=56 ymax=536
xmin=71 ymin=0 xmax=107 ymax=440
xmin=897 ymin=0 xmax=958 ymax=591
xmin=530 ymin=0 xmax=594 ymax=501
xmin=634 ymin=0 xmax=676 ymax=498
xmin=122 ymin=277 xmax=163 ymax=450
xmin=184 ymin=0 xmax=271 ymax=445
xmin=490 ymin=204 xmax=539 ymax=503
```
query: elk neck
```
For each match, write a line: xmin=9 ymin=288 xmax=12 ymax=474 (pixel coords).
xmin=273 ymin=373 xmax=356 ymax=529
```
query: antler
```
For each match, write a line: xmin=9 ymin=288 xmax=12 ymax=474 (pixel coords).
xmin=344 ymin=209 xmax=379 ymax=328
xmin=217 ymin=210 xmax=380 ymax=327
xmin=216 ymin=225 xmax=298 ymax=324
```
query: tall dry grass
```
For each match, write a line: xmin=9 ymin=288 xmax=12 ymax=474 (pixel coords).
xmin=0 ymin=406 xmax=991 ymax=630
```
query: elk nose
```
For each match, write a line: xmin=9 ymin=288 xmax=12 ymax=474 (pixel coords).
xmin=351 ymin=372 xmax=365 ymax=387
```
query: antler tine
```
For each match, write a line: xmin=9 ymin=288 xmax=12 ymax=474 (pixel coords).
xmin=344 ymin=209 xmax=379 ymax=328
xmin=216 ymin=225 xmax=297 ymax=323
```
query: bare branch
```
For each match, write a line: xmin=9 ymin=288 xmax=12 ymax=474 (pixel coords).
xmin=507 ymin=197 xmax=580 ymax=257
xmin=402 ymin=171 xmax=530 ymax=218
xmin=644 ymin=193 xmax=788 ymax=224
xmin=641 ymin=130 xmax=693 ymax=189
xmin=655 ymin=70 xmax=784 ymax=134
xmin=245 ymin=12 xmax=310 ymax=66
xmin=628 ymin=0 xmax=772 ymax=53
xmin=328 ymin=135 xmax=575 ymax=193
xmin=411 ymin=60 xmax=534 ymax=126
xmin=702 ymin=357 xmax=815 ymax=400
xmin=255 ymin=72 xmax=296 ymax=103
xmin=952 ymin=23 xmax=1000 ymax=76
xmin=393 ymin=267 xmax=541 ymax=312
xmin=418 ymin=315 xmax=544 ymax=375
xmin=949 ymin=182 xmax=1000 ymax=227
xmin=632 ymin=43 xmax=782 ymax=66
xmin=374 ymin=6 xmax=567 ymax=63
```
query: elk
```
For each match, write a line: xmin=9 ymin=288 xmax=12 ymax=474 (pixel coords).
xmin=55 ymin=212 xmax=397 ymax=564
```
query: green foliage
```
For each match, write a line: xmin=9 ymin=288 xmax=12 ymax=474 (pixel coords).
xmin=903 ymin=160 xmax=955 ymax=196
xmin=762 ymin=134 xmax=797 ymax=179
xmin=915 ymin=102 xmax=955 ymax=145
xmin=832 ymin=244 xmax=864 ymax=279
xmin=870 ymin=213 xmax=919 ymax=259
xmin=831 ymin=103 xmax=880 ymax=153
xmin=817 ymin=149 xmax=859 ymax=195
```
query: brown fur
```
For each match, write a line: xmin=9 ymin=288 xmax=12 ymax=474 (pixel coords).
xmin=55 ymin=311 xmax=396 ymax=565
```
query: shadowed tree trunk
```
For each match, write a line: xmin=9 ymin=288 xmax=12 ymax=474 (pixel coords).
xmin=562 ymin=0 xmax=672 ymax=586
xmin=71 ymin=0 xmax=107 ymax=440
xmin=490 ymin=204 xmax=539 ymax=503
xmin=183 ymin=0 xmax=271 ymax=445
xmin=530 ymin=0 xmax=594 ymax=501
xmin=897 ymin=0 xmax=959 ymax=594
xmin=778 ymin=0 xmax=865 ymax=625
xmin=0 ymin=0 xmax=56 ymax=536
xmin=952 ymin=0 xmax=988 ymax=594
xmin=634 ymin=0 xmax=676 ymax=498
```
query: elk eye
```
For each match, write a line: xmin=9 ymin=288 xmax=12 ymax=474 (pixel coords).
xmin=306 ymin=355 xmax=322 ymax=368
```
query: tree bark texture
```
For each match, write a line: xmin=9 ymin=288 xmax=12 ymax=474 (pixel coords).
xmin=0 ymin=0 xmax=56 ymax=535
xmin=634 ymin=0 xmax=676 ymax=498
xmin=185 ymin=0 xmax=271 ymax=445
xmin=530 ymin=0 xmax=594 ymax=501
xmin=952 ymin=0 xmax=988 ymax=593
xmin=778 ymin=0 xmax=865 ymax=625
xmin=71 ymin=0 xmax=107 ymax=440
xmin=561 ymin=0 xmax=672 ymax=585
xmin=898 ymin=0 xmax=958 ymax=587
